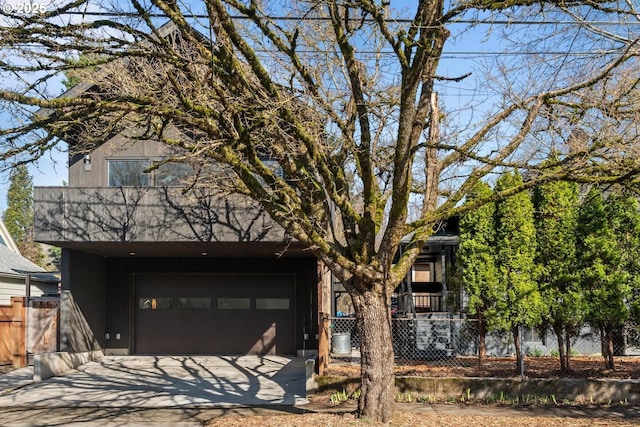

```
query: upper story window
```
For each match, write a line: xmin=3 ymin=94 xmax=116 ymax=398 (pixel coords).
xmin=108 ymin=160 xmax=151 ymax=187
xmin=155 ymin=162 xmax=193 ymax=186
xmin=108 ymin=159 xmax=193 ymax=187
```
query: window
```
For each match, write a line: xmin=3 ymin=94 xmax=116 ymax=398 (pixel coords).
xmin=138 ymin=298 xmax=173 ymax=310
xmin=217 ymin=298 xmax=251 ymax=310
xmin=107 ymin=159 xmax=196 ymax=187
xmin=177 ymin=298 xmax=211 ymax=310
xmin=155 ymin=162 xmax=193 ymax=186
xmin=261 ymin=159 xmax=284 ymax=179
xmin=256 ymin=298 xmax=290 ymax=310
xmin=108 ymin=160 xmax=150 ymax=187
xmin=412 ymin=263 xmax=435 ymax=283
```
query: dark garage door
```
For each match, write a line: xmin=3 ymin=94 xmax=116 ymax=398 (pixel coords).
xmin=135 ymin=273 xmax=296 ymax=355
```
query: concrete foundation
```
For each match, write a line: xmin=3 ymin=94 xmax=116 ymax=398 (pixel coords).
xmin=33 ymin=350 xmax=104 ymax=382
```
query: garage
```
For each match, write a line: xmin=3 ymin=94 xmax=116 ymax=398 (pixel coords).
xmin=134 ymin=273 xmax=296 ymax=355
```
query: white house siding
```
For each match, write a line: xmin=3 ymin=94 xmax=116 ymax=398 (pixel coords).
xmin=0 ymin=276 xmax=58 ymax=306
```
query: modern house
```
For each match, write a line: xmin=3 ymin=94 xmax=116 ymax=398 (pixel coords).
xmin=31 ymin=21 xmax=464 ymax=361
xmin=33 ymin=137 xmax=325 ymax=356
xmin=33 ymin=144 xmax=458 ymax=358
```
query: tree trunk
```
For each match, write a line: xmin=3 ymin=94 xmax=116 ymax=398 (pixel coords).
xmin=564 ymin=328 xmax=572 ymax=371
xmin=553 ymin=323 xmax=567 ymax=372
xmin=603 ymin=325 xmax=615 ymax=370
xmin=512 ymin=325 xmax=523 ymax=374
xmin=478 ymin=314 xmax=487 ymax=367
xmin=351 ymin=288 xmax=395 ymax=422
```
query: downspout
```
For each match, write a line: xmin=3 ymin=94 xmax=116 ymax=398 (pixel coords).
xmin=25 ymin=274 xmax=31 ymax=364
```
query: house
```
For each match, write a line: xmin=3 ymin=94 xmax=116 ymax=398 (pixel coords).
xmin=0 ymin=219 xmax=58 ymax=305
xmin=34 ymin=149 xmax=461 ymax=359
xmin=32 ymin=22 xmax=465 ymax=360
xmin=33 ymin=132 xmax=327 ymax=356
xmin=0 ymin=219 xmax=59 ymax=367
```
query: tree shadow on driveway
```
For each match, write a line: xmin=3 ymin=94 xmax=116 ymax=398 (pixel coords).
xmin=0 ymin=355 xmax=308 ymax=409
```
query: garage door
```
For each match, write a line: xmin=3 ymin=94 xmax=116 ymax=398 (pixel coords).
xmin=134 ymin=273 xmax=296 ymax=355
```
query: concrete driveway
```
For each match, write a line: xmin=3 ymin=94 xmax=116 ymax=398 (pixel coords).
xmin=0 ymin=355 xmax=309 ymax=408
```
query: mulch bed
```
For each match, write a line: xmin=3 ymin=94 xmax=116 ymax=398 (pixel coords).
xmin=324 ymin=356 xmax=640 ymax=379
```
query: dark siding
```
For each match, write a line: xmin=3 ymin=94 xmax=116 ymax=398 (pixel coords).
xmin=104 ymin=256 xmax=318 ymax=353
xmin=61 ymin=249 xmax=107 ymax=350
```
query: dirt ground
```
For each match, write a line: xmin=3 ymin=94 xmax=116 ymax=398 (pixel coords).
xmin=0 ymin=365 xmax=15 ymax=375
xmin=324 ymin=355 xmax=640 ymax=379
xmin=205 ymin=412 xmax=639 ymax=427
xmin=216 ymin=356 xmax=640 ymax=427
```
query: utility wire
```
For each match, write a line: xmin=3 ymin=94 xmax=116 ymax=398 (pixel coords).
xmin=24 ymin=11 xmax=640 ymax=27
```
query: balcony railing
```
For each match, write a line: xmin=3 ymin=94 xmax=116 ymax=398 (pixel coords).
xmin=34 ymin=186 xmax=286 ymax=244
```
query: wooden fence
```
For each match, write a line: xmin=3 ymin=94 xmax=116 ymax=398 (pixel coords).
xmin=0 ymin=297 xmax=60 ymax=368
xmin=28 ymin=299 xmax=59 ymax=356
xmin=0 ymin=297 xmax=26 ymax=367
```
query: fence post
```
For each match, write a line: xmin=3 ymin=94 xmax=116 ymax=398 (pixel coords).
xmin=317 ymin=312 xmax=330 ymax=375
xmin=10 ymin=297 xmax=26 ymax=368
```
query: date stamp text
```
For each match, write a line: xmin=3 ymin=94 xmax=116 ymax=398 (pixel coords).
xmin=2 ymin=2 xmax=47 ymax=14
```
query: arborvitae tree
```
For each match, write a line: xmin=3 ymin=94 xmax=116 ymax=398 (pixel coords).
xmin=2 ymin=165 xmax=44 ymax=266
xmin=534 ymin=176 xmax=582 ymax=372
xmin=494 ymin=171 xmax=542 ymax=371
xmin=458 ymin=181 xmax=499 ymax=366
xmin=608 ymin=193 xmax=640 ymax=344
xmin=577 ymin=187 xmax=634 ymax=370
xmin=603 ymin=190 xmax=640 ymax=367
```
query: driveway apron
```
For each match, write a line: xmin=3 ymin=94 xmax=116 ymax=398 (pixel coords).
xmin=0 ymin=355 xmax=308 ymax=408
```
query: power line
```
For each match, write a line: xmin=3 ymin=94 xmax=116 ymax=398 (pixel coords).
xmin=256 ymin=49 xmax=619 ymax=57
xmin=33 ymin=11 xmax=639 ymax=27
xmin=4 ymin=43 xmax=622 ymax=58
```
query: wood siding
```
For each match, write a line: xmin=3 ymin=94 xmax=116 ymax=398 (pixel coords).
xmin=0 ymin=297 xmax=26 ymax=367
xmin=69 ymin=137 xmax=172 ymax=187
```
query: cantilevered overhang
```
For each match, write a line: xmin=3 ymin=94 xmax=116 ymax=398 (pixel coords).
xmin=53 ymin=240 xmax=312 ymax=258
xmin=34 ymin=186 xmax=309 ymax=257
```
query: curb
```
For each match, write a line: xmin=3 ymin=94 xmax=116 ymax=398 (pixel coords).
xmin=316 ymin=375 xmax=640 ymax=404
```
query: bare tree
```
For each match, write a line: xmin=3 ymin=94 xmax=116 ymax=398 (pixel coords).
xmin=0 ymin=1 xmax=639 ymax=421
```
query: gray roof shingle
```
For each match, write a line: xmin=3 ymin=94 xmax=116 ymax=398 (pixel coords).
xmin=0 ymin=244 xmax=57 ymax=280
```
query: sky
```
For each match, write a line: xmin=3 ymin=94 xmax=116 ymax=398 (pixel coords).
xmin=0 ymin=0 xmax=625 ymax=214
xmin=0 ymin=3 xmax=407 ymax=213
xmin=0 ymin=0 xmax=83 ymax=214
xmin=0 ymin=152 xmax=68 ymax=215
xmin=0 ymin=1 xmax=485 ymax=215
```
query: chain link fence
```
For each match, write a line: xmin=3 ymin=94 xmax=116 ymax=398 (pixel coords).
xmin=327 ymin=315 xmax=640 ymax=376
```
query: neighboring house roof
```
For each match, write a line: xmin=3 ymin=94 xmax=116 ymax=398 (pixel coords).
xmin=0 ymin=244 xmax=57 ymax=281
xmin=0 ymin=218 xmax=20 ymax=254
